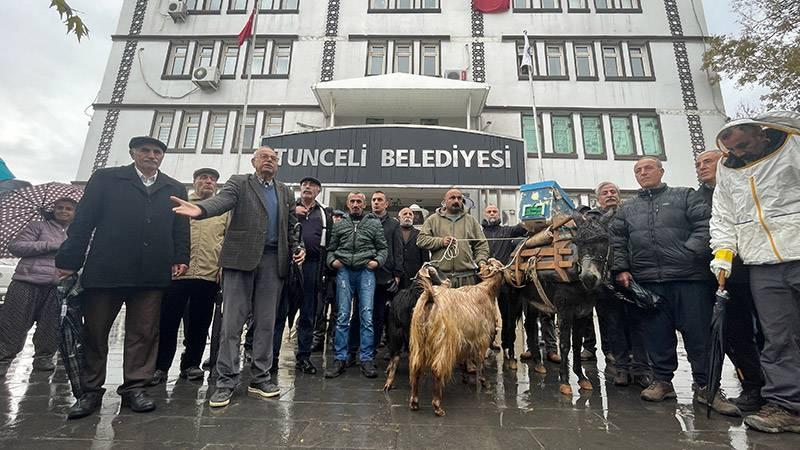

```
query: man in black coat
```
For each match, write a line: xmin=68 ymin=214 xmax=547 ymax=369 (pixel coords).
xmin=56 ymin=136 xmax=190 ymax=419
xmin=610 ymin=156 xmax=736 ymax=414
xmin=398 ymin=207 xmax=429 ymax=288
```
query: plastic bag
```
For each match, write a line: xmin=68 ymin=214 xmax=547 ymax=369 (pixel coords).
xmin=603 ymin=279 xmax=663 ymax=309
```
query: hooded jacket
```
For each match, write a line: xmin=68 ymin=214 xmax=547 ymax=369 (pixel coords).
xmin=710 ymin=111 xmax=800 ymax=266
xmin=9 ymin=220 xmax=69 ymax=285
xmin=326 ymin=213 xmax=388 ymax=270
xmin=416 ymin=208 xmax=489 ymax=274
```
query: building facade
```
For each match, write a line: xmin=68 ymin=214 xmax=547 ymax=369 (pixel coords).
xmin=77 ymin=0 xmax=726 ymax=220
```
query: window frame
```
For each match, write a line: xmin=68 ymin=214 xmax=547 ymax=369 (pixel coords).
xmin=594 ymin=0 xmax=641 ymax=13
xmin=150 ymin=111 xmax=176 ymax=146
xmin=419 ymin=41 xmax=441 ymax=77
xmin=263 ymin=111 xmax=285 ymax=139
xmin=368 ymin=0 xmax=441 ymax=13
xmin=187 ymin=0 xmax=223 ymax=14
xmin=258 ymin=0 xmax=300 ymax=13
xmin=580 ymin=114 xmax=607 ymax=159
xmin=601 ymin=43 xmax=625 ymax=80
xmin=219 ymin=43 xmax=240 ymax=79
xmin=176 ymin=111 xmax=203 ymax=153
xmin=232 ymin=111 xmax=258 ymax=153
xmin=566 ymin=0 xmax=590 ymax=12
xmin=521 ymin=113 xmax=544 ymax=157
xmin=627 ymin=42 xmax=655 ymax=81
xmin=392 ymin=41 xmax=414 ymax=74
xmin=517 ymin=41 xmax=540 ymax=80
xmin=162 ymin=41 xmax=191 ymax=80
xmin=543 ymin=42 xmax=569 ymax=80
xmin=228 ymin=0 xmax=249 ymax=13
xmin=203 ymin=112 xmax=229 ymax=154
xmin=637 ymin=114 xmax=667 ymax=159
xmin=365 ymin=41 xmax=388 ymax=76
xmin=193 ymin=42 xmax=215 ymax=71
xmin=573 ymin=42 xmax=598 ymax=81
xmin=269 ymin=41 xmax=293 ymax=76
xmin=609 ymin=114 xmax=638 ymax=160
xmin=547 ymin=113 xmax=578 ymax=158
xmin=512 ymin=0 xmax=563 ymax=13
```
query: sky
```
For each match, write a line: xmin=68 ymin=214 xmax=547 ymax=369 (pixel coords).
xmin=0 ymin=0 xmax=763 ymax=185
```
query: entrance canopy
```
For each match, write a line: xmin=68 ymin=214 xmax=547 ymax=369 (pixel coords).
xmin=312 ymin=73 xmax=491 ymax=124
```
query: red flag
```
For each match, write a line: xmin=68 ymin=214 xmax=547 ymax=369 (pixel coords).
xmin=237 ymin=9 xmax=255 ymax=46
xmin=473 ymin=0 xmax=510 ymax=13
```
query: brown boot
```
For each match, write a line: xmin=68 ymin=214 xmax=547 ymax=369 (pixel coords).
xmin=640 ymin=380 xmax=677 ymax=402
xmin=546 ymin=352 xmax=561 ymax=364
xmin=694 ymin=386 xmax=741 ymax=417
xmin=519 ymin=350 xmax=533 ymax=360
xmin=744 ymin=403 xmax=800 ymax=434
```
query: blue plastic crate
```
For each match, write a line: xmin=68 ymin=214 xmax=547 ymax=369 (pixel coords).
xmin=518 ymin=181 xmax=575 ymax=230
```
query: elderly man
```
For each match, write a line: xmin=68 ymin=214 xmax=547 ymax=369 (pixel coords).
xmin=711 ymin=112 xmax=800 ymax=433
xmin=610 ymin=156 xmax=736 ymax=414
xmin=56 ymin=136 xmax=190 ymax=419
xmin=324 ymin=192 xmax=388 ymax=379
xmin=151 ymin=168 xmax=227 ymax=385
xmin=482 ymin=204 xmax=527 ymax=367
xmin=592 ymin=182 xmax=652 ymax=388
xmin=398 ymin=207 xmax=429 ymax=288
xmin=417 ymin=189 xmax=489 ymax=287
xmin=695 ymin=149 xmax=765 ymax=413
xmin=172 ymin=147 xmax=304 ymax=407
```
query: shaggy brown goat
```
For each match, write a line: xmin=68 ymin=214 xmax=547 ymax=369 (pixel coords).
xmin=408 ymin=259 xmax=505 ymax=417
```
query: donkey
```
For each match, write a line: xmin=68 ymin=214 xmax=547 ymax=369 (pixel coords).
xmin=511 ymin=210 xmax=614 ymax=396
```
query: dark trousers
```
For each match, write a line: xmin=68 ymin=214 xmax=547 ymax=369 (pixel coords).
xmin=312 ymin=276 xmax=336 ymax=345
xmin=498 ymin=284 xmax=524 ymax=357
xmin=207 ymin=300 xmax=223 ymax=370
xmin=348 ymin=283 xmax=392 ymax=359
xmin=296 ymin=260 xmax=320 ymax=360
xmin=603 ymin=297 xmax=651 ymax=376
xmin=749 ymin=261 xmax=800 ymax=412
xmin=81 ymin=288 xmax=163 ymax=394
xmin=724 ymin=281 xmax=764 ymax=392
xmin=639 ymin=281 xmax=714 ymax=386
xmin=0 ymin=280 xmax=60 ymax=365
xmin=155 ymin=279 xmax=218 ymax=372
xmin=524 ymin=303 xmax=557 ymax=362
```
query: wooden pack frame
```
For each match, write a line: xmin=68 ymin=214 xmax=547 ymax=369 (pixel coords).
xmin=512 ymin=218 xmax=578 ymax=284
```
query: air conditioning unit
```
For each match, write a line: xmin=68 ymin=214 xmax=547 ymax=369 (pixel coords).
xmin=167 ymin=0 xmax=188 ymax=23
xmin=443 ymin=69 xmax=467 ymax=81
xmin=192 ymin=66 xmax=221 ymax=91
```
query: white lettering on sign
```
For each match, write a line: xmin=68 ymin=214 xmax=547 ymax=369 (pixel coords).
xmin=272 ymin=146 xmax=513 ymax=169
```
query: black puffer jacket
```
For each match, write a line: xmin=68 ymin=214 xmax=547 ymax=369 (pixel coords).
xmin=610 ymin=184 xmax=711 ymax=283
xmin=367 ymin=213 xmax=404 ymax=285
xmin=481 ymin=221 xmax=528 ymax=264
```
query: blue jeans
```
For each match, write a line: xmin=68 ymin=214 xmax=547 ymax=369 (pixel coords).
xmin=334 ymin=267 xmax=375 ymax=362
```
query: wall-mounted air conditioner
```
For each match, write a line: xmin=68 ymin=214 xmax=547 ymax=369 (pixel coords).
xmin=192 ymin=66 xmax=221 ymax=91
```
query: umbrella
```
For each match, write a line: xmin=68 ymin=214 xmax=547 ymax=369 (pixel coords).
xmin=0 ymin=182 xmax=83 ymax=257
xmin=603 ymin=279 xmax=663 ymax=309
xmin=58 ymin=274 xmax=85 ymax=399
xmin=706 ymin=272 xmax=729 ymax=418
xmin=284 ymin=222 xmax=305 ymax=327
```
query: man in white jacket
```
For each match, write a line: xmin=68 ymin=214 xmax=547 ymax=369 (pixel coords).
xmin=710 ymin=111 xmax=800 ymax=434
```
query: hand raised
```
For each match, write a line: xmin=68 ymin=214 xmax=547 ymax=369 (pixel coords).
xmin=171 ymin=196 xmax=202 ymax=218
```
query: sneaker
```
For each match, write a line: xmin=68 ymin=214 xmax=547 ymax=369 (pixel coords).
xmin=32 ymin=356 xmax=55 ymax=372
xmin=546 ymin=351 xmax=561 ymax=364
xmin=632 ymin=373 xmax=653 ymax=389
xmin=613 ymin=370 xmax=631 ymax=387
xmin=519 ymin=350 xmax=533 ymax=360
xmin=640 ymin=380 xmax=677 ymax=402
xmin=248 ymin=381 xmax=280 ymax=399
xmin=180 ymin=366 xmax=204 ymax=381
xmin=325 ymin=359 xmax=346 ymax=378
xmin=148 ymin=369 xmax=168 ymax=386
xmin=731 ymin=387 xmax=766 ymax=413
xmin=695 ymin=386 xmax=741 ymax=417
xmin=580 ymin=349 xmax=597 ymax=362
xmin=296 ymin=359 xmax=318 ymax=374
xmin=208 ymin=387 xmax=234 ymax=408
xmin=360 ymin=361 xmax=378 ymax=378
xmin=744 ymin=403 xmax=800 ymax=434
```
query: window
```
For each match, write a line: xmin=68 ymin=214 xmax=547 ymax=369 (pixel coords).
xmin=367 ymin=43 xmax=386 ymax=75
xmin=545 ymin=44 xmax=566 ymax=77
xmin=366 ymin=118 xmax=385 ymax=125
xmin=233 ymin=112 xmax=257 ymax=151
xmin=229 ymin=0 xmax=248 ymax=11
xmin=151 ymin=112 xmax=174 ymax=144
xmin=179 ymin=112 xmax=202 ymax=150
xmin=270 ymin=42 xmax=292 ymax=75
xmin=187 ymin=0 xmax=222 ymax=11
xmin=370 ymin=0 xmax=388 ymax=8
xmin=260 ymin=0 xmax=299 ymax=11
xmin=573 ymin=44 xmax=595 ymax=78
xmin=165 ymin=43 xmax=189 ymax=76
xmin=205 ymin=113 xmax=228 ymax=151
xmin=250 ymin=43 xmax=267 ymax=75
xmin=517 ymin=42 xmax=537 ymax=78
xmin=638 ymin=116 xmax=664 ymax=156
xmin=420 ymin=43 xmax=440 ymax=76
xmin=595 ymin=0 xmax=640 ymax=11
xmin=194 ymin=43 xmax=214 ymax=69
xmin=610 ymin=116 xmax=635 ymax=156
xmin=568 ymin=0 xmax=588 ymax=9
xmin=264 ymin=112 xmax=284 ymax=136
xmin=220 ymin=44 xmax=239 ymax=76
xmin=397 ymin=0 xmax=412 ymax=8
xmin=602 ymin=44 xmax=623 ymax=78
xmin=581 ymin=115 xmax=605 ymax=156
xmin=420 ymin=118 xmax=439 ymax=126
xmin=522 ymin=114 xmax=543 ymax=155
xmin=513 ymin=0 xmax=561 ymax=10
xmin=551 ymin=115 xmax=576 ymax=154
xmin=421 ymin=0 xmax=439 ymax=8
xmin=393 ymin=43 xmax=412 ymax=73
xmin=628 ymin=44 xmax=652 ymax=78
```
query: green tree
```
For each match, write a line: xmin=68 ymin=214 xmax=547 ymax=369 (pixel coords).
xmin=702 ymin=0 xmax=799 ymax=110
xmin=50 ymin=0 xmax=89 ymax=41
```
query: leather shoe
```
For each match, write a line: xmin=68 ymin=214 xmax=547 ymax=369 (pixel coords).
xmin=121 ymin=390 xmax=156 ymax=413
xmin=296 ymin=359 xmax=317 ymax=374
xmin=67 ymin=389 xmax=105 ymax=420
xmin=148 ymin=369 xmax=167 ymax=386
xmin=546 ymin=352 xmax=561 ymax=364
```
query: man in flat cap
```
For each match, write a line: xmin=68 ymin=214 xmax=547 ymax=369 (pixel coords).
xmin=56 ymin=136 xmax=190 ymax=419
xmin=151 ymin=168 xmax=227 ymax=385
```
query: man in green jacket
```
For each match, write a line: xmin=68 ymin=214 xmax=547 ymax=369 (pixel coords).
xmin=324 ymin=192 xmax=388 ymax=379
xmin=417 ymin=188 xmax=490 ymax=287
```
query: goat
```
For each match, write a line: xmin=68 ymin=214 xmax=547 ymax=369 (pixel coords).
xmin=383 ymin=265 xmax=448 ymax=391
xmin=408 ymin=259 xmax=506 ymax=417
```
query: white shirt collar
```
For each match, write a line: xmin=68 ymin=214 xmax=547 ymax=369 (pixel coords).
xmin=134 ymin=165 xmax=158 ymax=187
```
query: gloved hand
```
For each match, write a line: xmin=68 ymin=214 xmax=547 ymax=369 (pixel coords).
xmin=710 ymin=249 xmax=734 ymax=278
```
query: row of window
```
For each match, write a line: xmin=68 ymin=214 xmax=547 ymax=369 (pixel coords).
xmin=151 ymin=110 xmax=284 ymax=153
xmin=517 ymin=41 xmax=654 ymax=80
xmin=366 ymin=41 xmax=441 ymax=76
xmin=513 ymin=0 xmax=640 ymax=12
xmin=522 ymin=112 xmax=664 ymax=159
xmin=163 ymin=40 xmax=292 ymax=79
xmin=189 ymin=0 xmax=298 ymax=13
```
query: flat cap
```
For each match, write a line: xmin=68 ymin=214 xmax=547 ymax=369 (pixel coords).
xmin=332 ymin=209 xmax=346 ymax=217
xmin=193 ymin=167 xmax=220 ymax=180
xmin=300 ymin=176 xmax=322 ymax=187
xmin=129 ymin=136 xmax=167 ymax=152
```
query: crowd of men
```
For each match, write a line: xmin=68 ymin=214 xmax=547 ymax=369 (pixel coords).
xmin=0 ymin=111 xmax=797 ymax=435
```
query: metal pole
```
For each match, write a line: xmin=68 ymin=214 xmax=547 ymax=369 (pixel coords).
xmin=524 ymin=31 xmax=545 ymax=182
xmin=467 ymin=95 xmax=472 ymax=130
xmin=235 ymin=5 xmax=259 ymax=175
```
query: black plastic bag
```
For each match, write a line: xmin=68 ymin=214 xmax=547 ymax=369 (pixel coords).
xmin=603 ymin=279 xmax=663 ymax=309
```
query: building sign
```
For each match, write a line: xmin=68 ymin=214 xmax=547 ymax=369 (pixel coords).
xmin=262 ymin=125 xmax=525 ymax=186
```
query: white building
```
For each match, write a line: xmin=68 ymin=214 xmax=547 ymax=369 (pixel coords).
xmin=77 ymin=0 xmax=727 ymax=220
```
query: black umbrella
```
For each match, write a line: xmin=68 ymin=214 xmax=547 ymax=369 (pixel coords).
xmin=603 ymin=279 xmax=663 ymax=309
xmin=58 ymin=274 xmax=85 ymax=399
xmin=285 ymin=222 xmax=305 ymax=328
xmin=707 ymin=272 xmax=729 ymax=418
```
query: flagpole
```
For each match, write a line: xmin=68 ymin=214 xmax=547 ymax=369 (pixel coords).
xmin=235 ymin=4 xmax=259 ymax=175
xmin=523 ymin=30 xmax=545 ymax=182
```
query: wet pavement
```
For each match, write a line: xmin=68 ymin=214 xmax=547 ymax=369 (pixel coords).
xmin=1 ymin=311 xmax=799 ymax=449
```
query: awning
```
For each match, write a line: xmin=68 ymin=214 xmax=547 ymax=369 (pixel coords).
xmin=312 ymin=73 xmax=491 ymax=119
